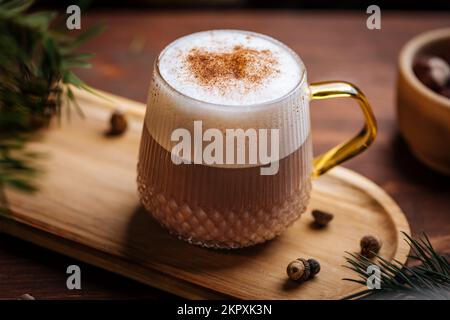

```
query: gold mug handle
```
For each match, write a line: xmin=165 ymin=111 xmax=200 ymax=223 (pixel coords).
xmin=309 ymin=81 xmax=377 ymax=177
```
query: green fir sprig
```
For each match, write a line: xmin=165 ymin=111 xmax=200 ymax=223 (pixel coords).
xmin=343 ymin=232 xmax=450 ymax=300
xmin=0 ymin=0 xmax=102 ymax=213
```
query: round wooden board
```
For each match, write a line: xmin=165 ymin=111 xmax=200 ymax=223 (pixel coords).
xmin=1 ymin=89 xmax=411 ymax=300
xmin=303 ymin=166 xmax=411 ymax=299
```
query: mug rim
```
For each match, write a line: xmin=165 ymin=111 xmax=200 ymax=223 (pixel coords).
xmin=155 ymin=29 xmax=307 ymax=112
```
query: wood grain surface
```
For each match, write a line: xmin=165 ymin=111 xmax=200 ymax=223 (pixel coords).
xmin=0 ymin=10 xmax=449 ymax=299
xmin=0 ymin=90 xmax=410 ymax=299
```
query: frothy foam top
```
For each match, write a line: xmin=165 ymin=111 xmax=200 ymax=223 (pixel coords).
xmin=158 ymin=30 xmax=303 ymax=106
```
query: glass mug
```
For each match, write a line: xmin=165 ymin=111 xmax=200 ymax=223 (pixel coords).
xmin=137 ymin=30 xmax=377 ymax=249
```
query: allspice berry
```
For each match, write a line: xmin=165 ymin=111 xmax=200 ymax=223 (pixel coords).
xmin=107 ymin=111 xmax=128 ymax=136
xmin=307 ymin=258 xmax=321 ymax=279
xmin=360 ymin=235 xmax=382 ymax=258
xmin=413 ymin=56 xmax=450 ymax=92
xmin=17 ymin=293 xmax=35 ymax=300
xmin=286 ymin=259 xmax=305 ymax=281
xmin=286 ymin=258 xmax=320 ymax=282
xmin=312 ymin=209 xmax=333 ymax=227
xmin=296 ymin=258 xmax=311 ymax=281
xmin=440 ymin=87 xmax=450 ymax=99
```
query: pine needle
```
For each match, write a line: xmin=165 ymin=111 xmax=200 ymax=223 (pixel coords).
xmin=343 ymin=232 xmax=450 ymax=299
xmin=0 ymin=0 xmax=100 ymax=211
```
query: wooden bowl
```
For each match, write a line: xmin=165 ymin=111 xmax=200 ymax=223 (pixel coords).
xmin=397 ymin=28 xmax=450 ymax=175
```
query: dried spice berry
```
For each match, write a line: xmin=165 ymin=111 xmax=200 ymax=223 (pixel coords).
xmin=427 ymin=57 xmax=450 ymax=87
xmin=296 ymin=258 xmax=311 ymax=281
xmin=307 ymin=258 xmax=321 ymax=279
xmin=413 ymin=56 xmax=450 ymax=95
xmin=312 ymin=209 xmax=334 ymax=227
xmin=17 ymin=293 xmax=35 ymax=300
xmin=287 ymin=257 xmax=320 ymax=282
xmin=286 ymin=259 xmax=305 ymax=281
xmin=107 ymin=111 xmax=128 ymax=136
xmin=439 ymin=87 xmax=450 ymax=99
xmin=360 ymin=235 xmax=382 ymax=258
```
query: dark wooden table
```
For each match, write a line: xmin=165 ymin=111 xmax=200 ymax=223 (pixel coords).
xmin=1 ymin=10 xmax=449 ymax=299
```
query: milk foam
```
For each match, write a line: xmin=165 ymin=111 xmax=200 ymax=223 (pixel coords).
xmin=157 ymin=30 xmax=303 ymax=106
xmin=146 ymin=30 xmax=311 ymax=167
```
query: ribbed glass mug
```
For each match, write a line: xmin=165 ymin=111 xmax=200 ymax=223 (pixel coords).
xmin=137 ymin=31 xmax=377 ymax=249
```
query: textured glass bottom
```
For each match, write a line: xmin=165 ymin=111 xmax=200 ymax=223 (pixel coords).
xmin=137 ymin=124 xmax=313 ymax=249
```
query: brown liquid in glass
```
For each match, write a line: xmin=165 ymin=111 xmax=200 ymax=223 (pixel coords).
xmin=137 ymin=122 xmax=313 ymax=248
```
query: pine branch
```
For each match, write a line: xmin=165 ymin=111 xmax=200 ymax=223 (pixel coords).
xmin=343 ymin=232 xmax=450 ymax=300
xmin=0 ymin=0 xmax=102 ymax=211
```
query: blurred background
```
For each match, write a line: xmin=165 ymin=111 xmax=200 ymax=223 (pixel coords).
xmin=35 ymin=0 xmax=450 ymax=10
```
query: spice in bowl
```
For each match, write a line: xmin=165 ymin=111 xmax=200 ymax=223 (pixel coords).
xmin=413 ymin=55 xmax=450 ymax=99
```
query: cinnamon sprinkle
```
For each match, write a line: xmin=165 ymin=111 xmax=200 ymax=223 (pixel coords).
xmin=185 ymin=45 xmax=279 ymax=91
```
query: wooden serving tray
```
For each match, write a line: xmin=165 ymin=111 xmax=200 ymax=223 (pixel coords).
xmin=0 ymin=89 xmax=410 ymax=299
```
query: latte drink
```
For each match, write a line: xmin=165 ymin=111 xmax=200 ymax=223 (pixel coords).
xmin=137 ymin=30 xmax=313 ymax=248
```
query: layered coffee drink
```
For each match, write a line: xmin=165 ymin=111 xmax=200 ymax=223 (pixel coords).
xmin=137 ymin=30 xmax=313 ymax=248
